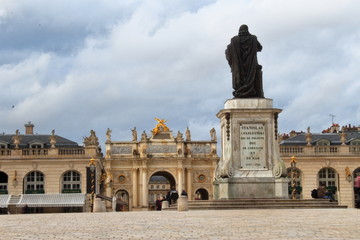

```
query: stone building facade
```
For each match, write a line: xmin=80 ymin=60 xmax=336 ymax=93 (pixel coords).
xmin=3 ymin=120 xmax=359 ymax=213
xmin=0 ymin=123 xmax=102 ymax=213
xmin=103 ymin=120 xmax=219 ymax=211
xmin=280 ymin=124 xmax=360 ymax=208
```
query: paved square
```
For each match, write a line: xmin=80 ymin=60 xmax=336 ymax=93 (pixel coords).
xmin=0 ymin=209 xmax=359 ymax=239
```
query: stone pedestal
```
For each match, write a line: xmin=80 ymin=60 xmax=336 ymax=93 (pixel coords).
xmin=215 ymin=98 xmax=288 ymax=199
xmin=177 ymin=196 xmax=188 ymax=211
xmin=275 ymin=178 xmax=289 ymax=198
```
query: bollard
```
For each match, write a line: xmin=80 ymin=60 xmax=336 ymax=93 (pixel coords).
xmin=162 ymin=200 xmax=169 ymax=210
xmin=177 ymin=196 xmax=188 ymax=211
xmin=93 ymin=198 xmax=106 ymax=212
xmin=112 ymin=197 xmax=117 ymax=212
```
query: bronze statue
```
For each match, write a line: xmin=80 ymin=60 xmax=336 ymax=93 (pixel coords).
xmin=225 ymin=25 xmax=264 ymax=98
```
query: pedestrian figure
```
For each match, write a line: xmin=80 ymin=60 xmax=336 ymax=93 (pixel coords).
xmin=170 ymin=186 xmax=179 ymax=205
xmin=155 ymin=197 xmax=162 ymax=211
xmin=355 ymin=176 xmax=360 ymax=208
xmin=181 ymin=190 xmax=188 ymax=197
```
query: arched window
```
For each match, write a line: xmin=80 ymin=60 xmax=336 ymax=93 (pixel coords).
xmin=62 ymin=171 xmax=81 ymax=193
xmin=24 ymin=171 xmax=44 ymax=194
xmin=286 ymin=167 xmax=302 ymax=199
xmin=0 ymin=172 xmax=8 ymax=194
xmin=318 ymin=168 xmax=338 ymax=198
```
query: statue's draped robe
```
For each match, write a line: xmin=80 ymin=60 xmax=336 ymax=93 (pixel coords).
xmin=226 ymin=33 xmax=263 ymax=98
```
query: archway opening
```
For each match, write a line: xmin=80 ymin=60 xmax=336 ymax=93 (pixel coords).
xmin=148 ymin=171 xmax=175 ymax=210
xmin=115 ymin=189 xmax=129 ymax=211
xmin=195 ymin=188 xmax=209 ymax=200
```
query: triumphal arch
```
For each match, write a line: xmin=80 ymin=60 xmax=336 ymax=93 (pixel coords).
xmin=104 ymin=119 xmax=219 ymax=210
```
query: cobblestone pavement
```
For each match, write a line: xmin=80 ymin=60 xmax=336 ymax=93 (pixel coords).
xmin=0 ymin=209 xmax=359 ymax=239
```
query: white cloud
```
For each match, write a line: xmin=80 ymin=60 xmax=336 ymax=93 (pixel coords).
xmin=1 ymin=0 xmax=360 ymax=147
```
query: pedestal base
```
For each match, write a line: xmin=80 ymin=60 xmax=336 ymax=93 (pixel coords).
xmin=215 ymin=177 xmax=289 ymax=199
xmin=275 ymin=178 xmax=289 ymax=199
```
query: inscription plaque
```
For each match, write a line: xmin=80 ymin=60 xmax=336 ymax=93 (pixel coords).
xmin=240 ymin=123 xmax=266 ymax=170
xmin=192 ymin=145 xmax=211 ymax=154
xmin=147 ymin=145 xmax=176 ymax=153
xmin=111 ymin=146 xmax=132 ymax=155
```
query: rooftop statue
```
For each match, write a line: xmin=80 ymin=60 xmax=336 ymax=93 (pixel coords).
xmin=225 ymin=24 xmax=264 ymax=98
xmin=152 ymin=118 xmax=170 ymax=136
xmin=83 ymin=130 xmax=99 ymax=146
xmin=131 ymin=127 xmax=137 ymax=141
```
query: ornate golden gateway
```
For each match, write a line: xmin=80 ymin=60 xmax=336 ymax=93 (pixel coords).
xmin=152 ymin=118 xmax=170 ymax=135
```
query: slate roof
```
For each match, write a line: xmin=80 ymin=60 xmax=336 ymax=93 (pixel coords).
xmin=0 ymin=134 xmax=81 ymax=149
xmin=280 ymin=132 xmax=360 ymax=146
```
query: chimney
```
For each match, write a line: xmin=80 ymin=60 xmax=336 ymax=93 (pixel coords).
xmin=25 ymin=122 xmax=34 ymax=134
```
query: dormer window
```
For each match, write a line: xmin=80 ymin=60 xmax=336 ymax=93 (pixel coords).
xmin=316 ymin=140 xmax=330 ymax=146
xmin=350 ymin=140 xmax=360 ymax=146
xmin=29 ymin=140 xmax=44 ymax=149
xmin=31 ymin=144 xmax=43 ymax=149
xmin=0 ymin=141 xmax=8 ymax=149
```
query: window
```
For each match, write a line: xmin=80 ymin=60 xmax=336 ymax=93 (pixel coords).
xmin=0 ymin=172 xmax=8 ymax=193
xmin=316 ymin=140 xmax=330 ymax=146
xmin=318 ymin=168 xmax=338 ymax=198
xmin=118 ymin=175 xmax=126 ymax=184
xmin=350 ymin=140 xmax=360 ymax=146
xmin=25 ymin=171 xmax=44 ymax=193
xmin=29 ymin=141 xmax=44 ymax=149
xmin=350 ymin=140 xmax=360 ymax=153
xmin=31 ymin=144 xmax=42 ymax=149
xmin=62 ymin=171 xmax=81 ymax=192
xmin=198 ymin=174 xmax=206 ymax=183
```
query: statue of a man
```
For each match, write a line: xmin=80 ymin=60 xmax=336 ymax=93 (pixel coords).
xmin=210 ymin=128 xmax=217 ymax=142
xmin=131 ymin=127 xmax=137 ymax=141
xmin=185 ymin=127 xmax=191 ymax=141
xmin=141 ymin=131 xmax=147 ymax=141
xmin=106 ymin=128 xmax=112 ymax=142
xmin=225 ymin=24 xmax=264 ymax=98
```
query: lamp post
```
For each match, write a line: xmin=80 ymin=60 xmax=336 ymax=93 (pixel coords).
xmin=89 ymin=157 xmax=96 ymax=212
xmin=290 ymin=156 xmax=297 ymax=200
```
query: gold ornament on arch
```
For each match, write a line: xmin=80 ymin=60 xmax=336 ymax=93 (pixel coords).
xmin=152 ymin=118 xmax=170 ymax=136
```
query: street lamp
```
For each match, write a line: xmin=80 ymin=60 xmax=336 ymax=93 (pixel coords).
xmin=89 ymin=157 xmax=96 ymax=212
xmin=290 ymin=156 xmax=297 ymax=200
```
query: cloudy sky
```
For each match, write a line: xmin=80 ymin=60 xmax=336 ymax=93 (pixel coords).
xmin=1 ymin=0 xmax=360 ymax=147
